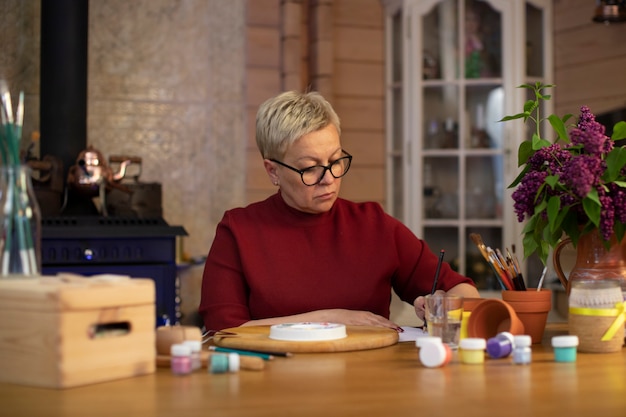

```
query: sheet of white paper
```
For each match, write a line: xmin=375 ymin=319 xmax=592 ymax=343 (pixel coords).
xmin=399 ymin=326 xmax=429 ymax=342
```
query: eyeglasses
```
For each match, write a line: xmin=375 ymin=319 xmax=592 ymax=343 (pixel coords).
xmin=270 ymin=150 xmax=352 ymax=186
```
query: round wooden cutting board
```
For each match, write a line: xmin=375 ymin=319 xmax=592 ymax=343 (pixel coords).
xmin=212 ymin=325 xmax=399 ymax=353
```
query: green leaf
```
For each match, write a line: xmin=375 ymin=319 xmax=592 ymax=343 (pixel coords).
xmin=523 ymin=100 xmax=538 ymax=114
xmin=522 ymin=233 xmax=539 ymax=259
xmin=603 ymin=147 xmax=626 ymax=181
xmin=499 ymin=113 xmax=527 ymax=122
xmin=533 ymin=198 xmax=548 ymax=215
xmin=522 ymin=214 xmax=540 ymax=234
xmin=547 ymin=114 xmax=569 ymax=142
xmin=547 ymin=196 xmax=561 ymax=234
xmin=544 ymin=175 xmax=560 ymax=188
xmin=612 ymin=121 xmax=626 ymax=140
xmin=531 ymin=133 xmax=551 ymax=150
xmin=562 ymin=113 xmax=574 ymax=126
xmin=509 ymin=163 xmax=530 ymax=188
xmin=517 ymin=141 xmax=534 ymax=166
xmin=582 ymin=189 xmax=601 ymax=227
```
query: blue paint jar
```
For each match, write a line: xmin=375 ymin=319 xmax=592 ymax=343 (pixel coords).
xmin=552 ymin=335 xmax=579 ymax=362
xmin=486 ymin=332 xmax=514 ymax=359
xmin=512 ymin=335 xmax=532 ymax=365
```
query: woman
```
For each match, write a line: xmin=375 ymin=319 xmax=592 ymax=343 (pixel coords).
xmin=199 ymin=91 xmax=478 ymax=331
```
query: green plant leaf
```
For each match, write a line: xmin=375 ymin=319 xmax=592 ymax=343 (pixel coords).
xmin=547 ymin=196 xmax=561 ymax=233
xmin=522 ymin=233 xmax=539 ymax=260
xmin=544 ymin=175 xmax=559 ymax=188
xmin=582 ymin=189 xmax=601 ymax=227
xmin=509 ymin=163 xmax=530 ymax=188
xmin=612 ymin=121 xmax=626 ymax=140
xmin=603 ymin=147 xmax=626 ymax=181
xmin=500 ymin=113 xmax=527 ymax=122
xmin=547 ymin=114 xmax=569 ymax=142
xmin=531 ymin=133 xmax=551 ymax=150
xmin=523 ymin=100 xmax=538 ymax=114
xmin=517 ymin=141 xmax=534 ymax=166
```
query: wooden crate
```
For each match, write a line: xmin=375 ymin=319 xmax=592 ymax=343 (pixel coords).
xmin=0 ymin=275 xmax=156 ymax=389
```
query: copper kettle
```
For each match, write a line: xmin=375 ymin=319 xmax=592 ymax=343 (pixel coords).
xmin=67 ymin=146 xmax=132 ymax=197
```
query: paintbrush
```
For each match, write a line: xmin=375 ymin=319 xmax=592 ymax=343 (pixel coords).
xmin=430 ymin=249 xmax=445 ymax=294
xmin=469 ymin=233 xmax=508 ymax=290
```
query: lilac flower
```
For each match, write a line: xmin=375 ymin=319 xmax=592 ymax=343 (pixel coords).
xmin=609 ymin=183 xmax=626 ymax=224
xmin=512 ymin=170 xmax=547 ymax=222
xmin=570 ymin=128 xmax=609 ymax=156
xmin=507 ymin=83 xmax=626 ymax=264
xmin=528 ymin=144 xmax=570 ymax=174
xmin=577 ymin=106 xmax=605 ymax=135
xmin=562 ymin=155 xmax=604 ymax=198
xmin=598 ymin=187 xmax=615 ymax=241
xmin=573 ymin=106 xmax=613 ymax=155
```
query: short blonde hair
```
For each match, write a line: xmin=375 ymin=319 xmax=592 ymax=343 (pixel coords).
xmin=255 ymin=91 xmax=341 ymax=159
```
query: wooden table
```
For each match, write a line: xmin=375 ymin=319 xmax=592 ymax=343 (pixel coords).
xmin=2 ymin=324 xmax=625 ymax=417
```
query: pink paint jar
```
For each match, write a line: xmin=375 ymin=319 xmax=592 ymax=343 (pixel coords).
xmin=170 ymin=343 xmax=192 ymax=375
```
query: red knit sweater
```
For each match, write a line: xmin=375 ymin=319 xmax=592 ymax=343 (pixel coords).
xmin=199 ymin=192 xmax=474 ymax=330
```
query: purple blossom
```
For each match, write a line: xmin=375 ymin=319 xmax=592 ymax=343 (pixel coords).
xmin=609 ymin=183 xmax=626 ymax=224
xmin=573 ymin=106 xmax=613 ymax=155
xmin=512 ymin=170 xmax=548 ymax=221
xmin=598 ymin=187 xmax=615 ymax=241
xmin=570 ymin=128 xmax=611 ymax=156
xmin=562 ymin=155 xmax=604 ymax=198
xmin=528 ymin=144 xmax=570 ymax=174
xmin=513 ymin=103 xmax=623 ymax=244
xmin=577 ymin=106 xmax=605 ymax=135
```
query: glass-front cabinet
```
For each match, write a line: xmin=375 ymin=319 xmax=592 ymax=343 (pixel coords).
xmin=383 ymin=0 xmax=553 ymax=289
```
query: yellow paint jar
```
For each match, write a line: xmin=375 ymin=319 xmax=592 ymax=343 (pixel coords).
xmin=459 ymin=337 xmax=486 ymax=364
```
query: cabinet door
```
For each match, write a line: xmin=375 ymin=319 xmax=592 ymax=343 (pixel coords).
xmin=385 ymin=0 xmax=553 ymax=290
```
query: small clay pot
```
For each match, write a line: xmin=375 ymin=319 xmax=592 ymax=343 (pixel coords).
xmin=501 ymin=288 xmax=551 ymax=302
xmin=463 ymin=297 xmax=485 ymax=312
xmin=467 ymin=299 xmax=525 ymax=340
xmin=502 ymin=289 xmax=552 ymax=344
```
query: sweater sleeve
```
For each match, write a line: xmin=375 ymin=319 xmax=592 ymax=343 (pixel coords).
xmin=391 ymin=219 xmax=475 ymax=304
xmin=199 ymin=212 xmax=252 ymax=331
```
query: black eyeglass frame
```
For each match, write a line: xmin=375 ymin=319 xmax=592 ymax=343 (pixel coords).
xmin=269 ymin=150 xmax=353 ymax=186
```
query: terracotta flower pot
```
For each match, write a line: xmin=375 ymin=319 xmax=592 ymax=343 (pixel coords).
xmin=501 ymin=289 xmax=552 ymax=344
xmin=466 ymin=299 xmax=524 ymax=340
xmin=463 ymin=297 xmax=485 ymax=312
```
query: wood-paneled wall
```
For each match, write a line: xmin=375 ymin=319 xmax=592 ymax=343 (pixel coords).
xmin=244 ymin=0 xmax=626 ymax=210
xmin=553 ymin=0 xmax=626 ymax=118
xmin=244 ymin=0 xmax=386 ymax=206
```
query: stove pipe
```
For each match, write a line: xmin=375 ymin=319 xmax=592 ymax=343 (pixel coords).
xmin=40 ymin=0 xmax=88 ymax=182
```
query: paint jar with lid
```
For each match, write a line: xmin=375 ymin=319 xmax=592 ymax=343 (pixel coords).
xmin=183 ymin=340 xmax=203 ymax=371
xmin=416 ymin=336 xmax=442 ymax=349
xmin=512 ymin=335 xmax=532 ymax=365
xmin=459 ymin=337 xmax=486 ymax=364
xmin=209 ymin=353 xmax=240 ymax=374
xmin=486 ymin=332 xmax=514 ymax=359
xmin=418 ymin=338 xmax=452 ymax=368
xmin=170 ymin=343 xmax=193 ymax=375
xmin=552 ymin=335 xmax=579 ymax=362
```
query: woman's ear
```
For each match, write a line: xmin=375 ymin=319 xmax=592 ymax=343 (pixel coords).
xmin=263 ymin=159 xmax=279 ymax=186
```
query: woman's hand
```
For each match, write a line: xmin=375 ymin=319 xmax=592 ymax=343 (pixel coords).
xmin=243 ymin=309 xmax=402 ymax=332
xmin=413 ymin=284 xmax=479 ymax=322
xmin=319 ymin=309 xmax=402 ymax=331
xmin=413 ymin=290 xmax=445 ymax=322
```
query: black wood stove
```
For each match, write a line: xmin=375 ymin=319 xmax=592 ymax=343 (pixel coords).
xmin=41 ymin=216 xmax=187 ymax=325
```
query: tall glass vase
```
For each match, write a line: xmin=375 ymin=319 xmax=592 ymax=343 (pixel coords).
xmin=0 ymin=165 xmax=42 ymax=277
